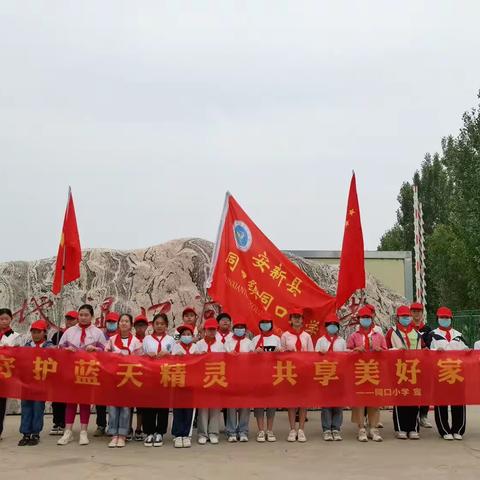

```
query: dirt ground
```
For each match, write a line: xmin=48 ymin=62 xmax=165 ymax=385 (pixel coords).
xmin=2 ymin=408 xmax=480 ymax=480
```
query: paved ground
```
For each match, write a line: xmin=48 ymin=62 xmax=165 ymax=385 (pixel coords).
xmin=2 ymin=409 xmax=480 ymax=480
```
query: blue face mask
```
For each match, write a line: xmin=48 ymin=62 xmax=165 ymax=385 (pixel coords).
xmin=180 ymin=335 xmax=193 ymax=345
xmin=259 ymin=322 xmax=272 ymax=332
xmin=326 ymin=324 xmax=339 ymax=335
xmin=233 ymin=327 xmax=246 ymax=337
xmin=438 ymin=318 xmax=452 ymax=329
xmin=399 ymin=316 xmax=412 ymax=327
xmin=359 ymin=318 xmax=372 ymax=329
xmin=106 ymin=322 xmax=117 ymax=332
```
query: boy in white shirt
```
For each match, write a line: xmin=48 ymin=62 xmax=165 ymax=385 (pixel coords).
xmin=215 ymin=312 xmax=233 ymax=345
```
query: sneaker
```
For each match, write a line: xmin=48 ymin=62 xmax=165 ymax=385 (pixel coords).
xmin=228 ymin=435 xmax=237 ymax=443
xmin=183 ymin=437 xmax=192 ymax=448
xmin=239 ymin=433 xmax=249 ymax=442
xmin=144 ymin=434 xmax=154 ymax=447
xmin=79 ymin=430 xmax=89 ymax=445
xmin=297 ymin=429 xmax=307 ymax=442
xmin=369 ymin=428 xmax=383 ymax=442
xmin=198 ymin=436 xmax=208 ymax=445
xmin=453 ymin=433 xmax=463 ymax=441
xmin=408 ymin=431 xmax=420 ymax=440
xmin=49 ymin=426 xmax=58 ymax=436
xmin=126 ymin=431 xmax=133 ymax=442
xmin=18 ymin=435 xmax=30 ymax=446
xmin=209 ymin=434 xmax=219 ymax=444
xmin=266 ymin=431 xmax=276 ymax=442
xmin=108 ymin=436 xmax=118 ymax=448
xmin=332 ymin=430 xmax=343 ymax=441
xmin=57 ymin=429 xmax=74 ymax=445
xmin=420 ymin=416 xmax=432 ymax=428
xmin=93 ymin=426 xmax=105 ymax=437
xmin=323 ymin=430 xmax=334 ymax=441
xmin=358 ymin=428 xmax=368 ymax=442
xmin=376 ymin=422 xmax=384 ymax=428
xmin=174 ymin=437 xmax=184 ymax=448
xmin=134 ymin=430 xmax=144 ymax=442
xmin=256 ymin=431 xmax=266 ymax=443
xmin=153 ymin=433 xmax=163 ymax=447
xmin=396 ymin=431 xmax=408 ymax=440
xmin=116 ymin=437 xmax=126 ymax=448
xmin=287 ymin=429 xmax=297 ymax=442
xmin=443 ymin=434 xmax=454 ymax=441
xmin=57 ymin=427 xmax=65 ymax=436
xmin=28 ymin=434 xmax=40 ymax=446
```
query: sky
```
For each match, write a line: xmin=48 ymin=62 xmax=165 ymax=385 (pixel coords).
xmin=1 ymin=1 xmax=479 ymax=262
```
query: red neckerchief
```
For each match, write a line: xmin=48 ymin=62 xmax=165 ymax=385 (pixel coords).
xmin=0 ymin=328 xmax=14 ymax=341
xmin=114 ymin=333 xmax=133 ymax=354
xmin=413 ymin=322 xmax=425 ymax=331
xmin=34 ymin=340 xmax=43 ymax=348
xmin=219 ymin=330 xmax=230 ymax=344
xmin=79 ymin=324 xmax=91 ymax=344
xmin=288 ymin=328 xmax=304 ymax=351
xmin=204 ymin=336 xmax=216 ymax=352
xmin=439 ymin=326 xmax=452 ymax=342
xmin=135 ymin=333 xmax=145 ymax=343
xmin=325 ymin=334 xmax=337 ymax=352
xmin=106 ymin=330 xmax=117 ymax=338
xmin=180 ymin=342 xmax=193 ymax=355
xmin=255 ymin=331 xmax=273 ymax=350
xmin=232 ymin=335 xmax=244 ymax=352
xmin=360 ymin=326 xmax=373 ymax=350
xmin=397 ymin=323 xmax=413 ymax=348
xmin=152 ymin=332 xmax=167 ymax=353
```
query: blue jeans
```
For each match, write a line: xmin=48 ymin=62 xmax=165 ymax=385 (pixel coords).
xmin=172 ymin=408 xmax=194 ymax=437
xmin=107 ymin=406 xmax=131 ymax=436
xmin=321 ymin=407 xmax=343 ymax=432
xmin=226 ymin=408 xmax=250 ymax=436
xmin=20 ymin=400 xmax=45 ymax=435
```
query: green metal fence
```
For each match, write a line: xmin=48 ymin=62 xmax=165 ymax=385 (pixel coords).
xmin=426 ymin=310 xmax=480 ymax=348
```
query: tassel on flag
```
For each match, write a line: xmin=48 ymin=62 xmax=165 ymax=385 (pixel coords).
xmin=52 ymin=187 xmax=82 ymax=295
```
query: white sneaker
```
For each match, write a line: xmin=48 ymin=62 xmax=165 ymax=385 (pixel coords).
xmin=443 ymin=434 xmax=454 ymax=441
xmin=266 ymin=431 xmax=276 ymax=442
xmin=209 ymin=434 xmax=219 ymax=444
xmin=420 ymin=416 xmax=432 ymax=428
xmin=256 ymin=431 xmax=266 ymax=443
xmin=228 ymin=435 xmax=237 ymax=443
xmin=408 ymin=431 xmax=420 ymax=440
xmin=144 ymin=434 xmax=154 ymax=447
xmin=198 ymin=436 xmax=208 ymax=445
xmin=174 ymin=437 xmax=183 ymax=448
xmin=79 ymin=430 xmax=89 ymax=446
xmin=323 ymin=430 xmax=334 ymax=441
xmin=376 ymin=422 xmax=384 ymax=428
xmin=297 ymin=429 xmax=307 ymax=442
xmin=332 ymin=430 xmax=342 ymax=441
xmin=396 ymin=431 xmax=408 ymax=440
xmin=369 ymin=428 xmax=383 ymax=442
xmin=453 ymin=433 xmax=463 ymax=440
xmin=153 ymin=433 xmax=163 ymax=447
xmin=49 ymin=426 xmax=58 ymax=436
xmin=57 ymin=429 xmax=74 ymax=445
xmin=287 ymin=429 xmax=297 ymax=442
xmin=239 ymin=433 xmax=249 ymax=442
xmin=183 ymin=437 xmax=191 ymax=448
xmin=116 ymin=437 xmax=126 ymax=448
xmin=108 ymin=436 xmax=118 ymax=448
xmin=358 ymin=428 xmax=368 ymax=442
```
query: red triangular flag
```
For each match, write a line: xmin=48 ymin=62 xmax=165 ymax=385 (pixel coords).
xmin=336 ymin=173 xmax=365 ymax=309
xmin=207 ymin=193 xmax=335 ymax=336
xmin=52 ymin=188 xmax=82 ymax=295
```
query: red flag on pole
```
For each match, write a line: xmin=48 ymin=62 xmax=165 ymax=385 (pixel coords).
xmin=335 ymin=172 xmax=365 ymax=309
xmin=206 ymin=193 xmax=335 ymax=336
xmin=52 ymin=187 xmax=82 ymax=295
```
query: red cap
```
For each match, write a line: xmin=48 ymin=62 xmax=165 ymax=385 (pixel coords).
xmin=232 ymin=320 xmax=247 ymax=327
xmin=396 ymin=306 xmax=412 ymax=317
xmin=105 ymin=312 xmax=120 ymax=322
xmin=134 ymin=314 xmax=148 ymax=325
xmin=437 ymin=306 xmax=453 ymax=318
xmin=365 ymin=304 xmax=376 ymax=314
xmin=182 ymin=307 xmax=197 ymax=316
xmin=358 ymin=306 xmax=373 ymax=318
xmin=30 ymin=320 xmax=48 ymax=331
xmin=289 ymin=308 xmax=304 ymax=316
xmin=65 ymin=311 xmax=78 ymax=319
xmin=410 ymin=302 xmax=424 ymax=311
xmin=324 ymin=312 xmax=340 ymax=324
xmin=177 ymin=324 xmax=195 ymax=334
xmin=204 ymin=319 xmax=218 ymax=330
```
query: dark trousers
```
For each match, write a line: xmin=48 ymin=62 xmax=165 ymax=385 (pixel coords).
xmin=52 ymin=402 xmax=66 ymax=428
xmin=419 ymin=405 xmax=430 ymax=417
xmin=20 ymin=400 xmax=45 ymax=435
xmin=96 ymin=405 xmax=107 ymax=428
xmin=0 ymin=397 xmax=6 ymax=437
xmin=434 ymin=405 xmax=466 ymax=436
xmin=142 ymin=408 xmax=169 ymax=435
xmin=172 ymin=408 xmax=194 ymax=438
xmin=393 ymin=406 xmax=419 ymax=433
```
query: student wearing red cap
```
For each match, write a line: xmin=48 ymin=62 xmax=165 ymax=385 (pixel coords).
xmin=430 ymin=307 xmax=468 ymax=440
xmin=18 ymin=321 xmax=54 ymax=446
xmin=386 ymin=306 xmax=422 ymax=440
xmin=50 ymin=310 xmax=79 ymax=436
xmin=172 ymin=324 xmax=198 ymax=448
xmin=281 ymin=308 xmax=314 ymax=443
xmin=195 ymin=319 xmax=224 ymax=445
xmin=315 ymin=313 xmax=346 ymax=441
xmin=174 ymin=307 xmax=200 ymax=341
xmin=142 ymin=313 xmax=175 ymax=447
xmin=347 ymin=306 xmax=387 ymax=442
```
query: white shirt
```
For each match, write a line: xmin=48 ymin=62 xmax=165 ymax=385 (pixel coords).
xmin=58 ymin=324 xmax=107 ymax=350
xmin=171 ymin=342 xmax=198 ymax=355
xmin=142 ymin=333 xmax=176 ymax=354
xmin=215 ymin=330 xmax=233 ymax=345
xmin=252 ymin=334 xmax=281 ymax=351
xmin=280 ymin=330 xmax=314 ymax=352
xmin=315 ymin=335 xmax=347 ymax=353
xmin=225 ymin=337 xmax=254 ymax=353
xmin=474 ymin=340 xmax=480 ymax=350
xmin=196 ymin=338 xmax=225 ymax=353
xmin=430 ymin=328 xmax=468 ymax=351
xmin=105 ymin=334 xmax=144 ymax=356
xmin=0 ymin=329 xmax=22 ymax=347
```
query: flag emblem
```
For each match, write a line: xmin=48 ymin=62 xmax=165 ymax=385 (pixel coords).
xmin=233 ymin=221 xmax=252 ymax=252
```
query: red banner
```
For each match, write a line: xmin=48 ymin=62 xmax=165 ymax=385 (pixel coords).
xmin=207 ymin=193 xmax=335 ymax=337
xmin=1 ymin=347 xmax=479 ymax=408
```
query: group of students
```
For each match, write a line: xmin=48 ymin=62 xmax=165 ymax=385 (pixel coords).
xmin=0 ymin=301 xmax=474 ymax=448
